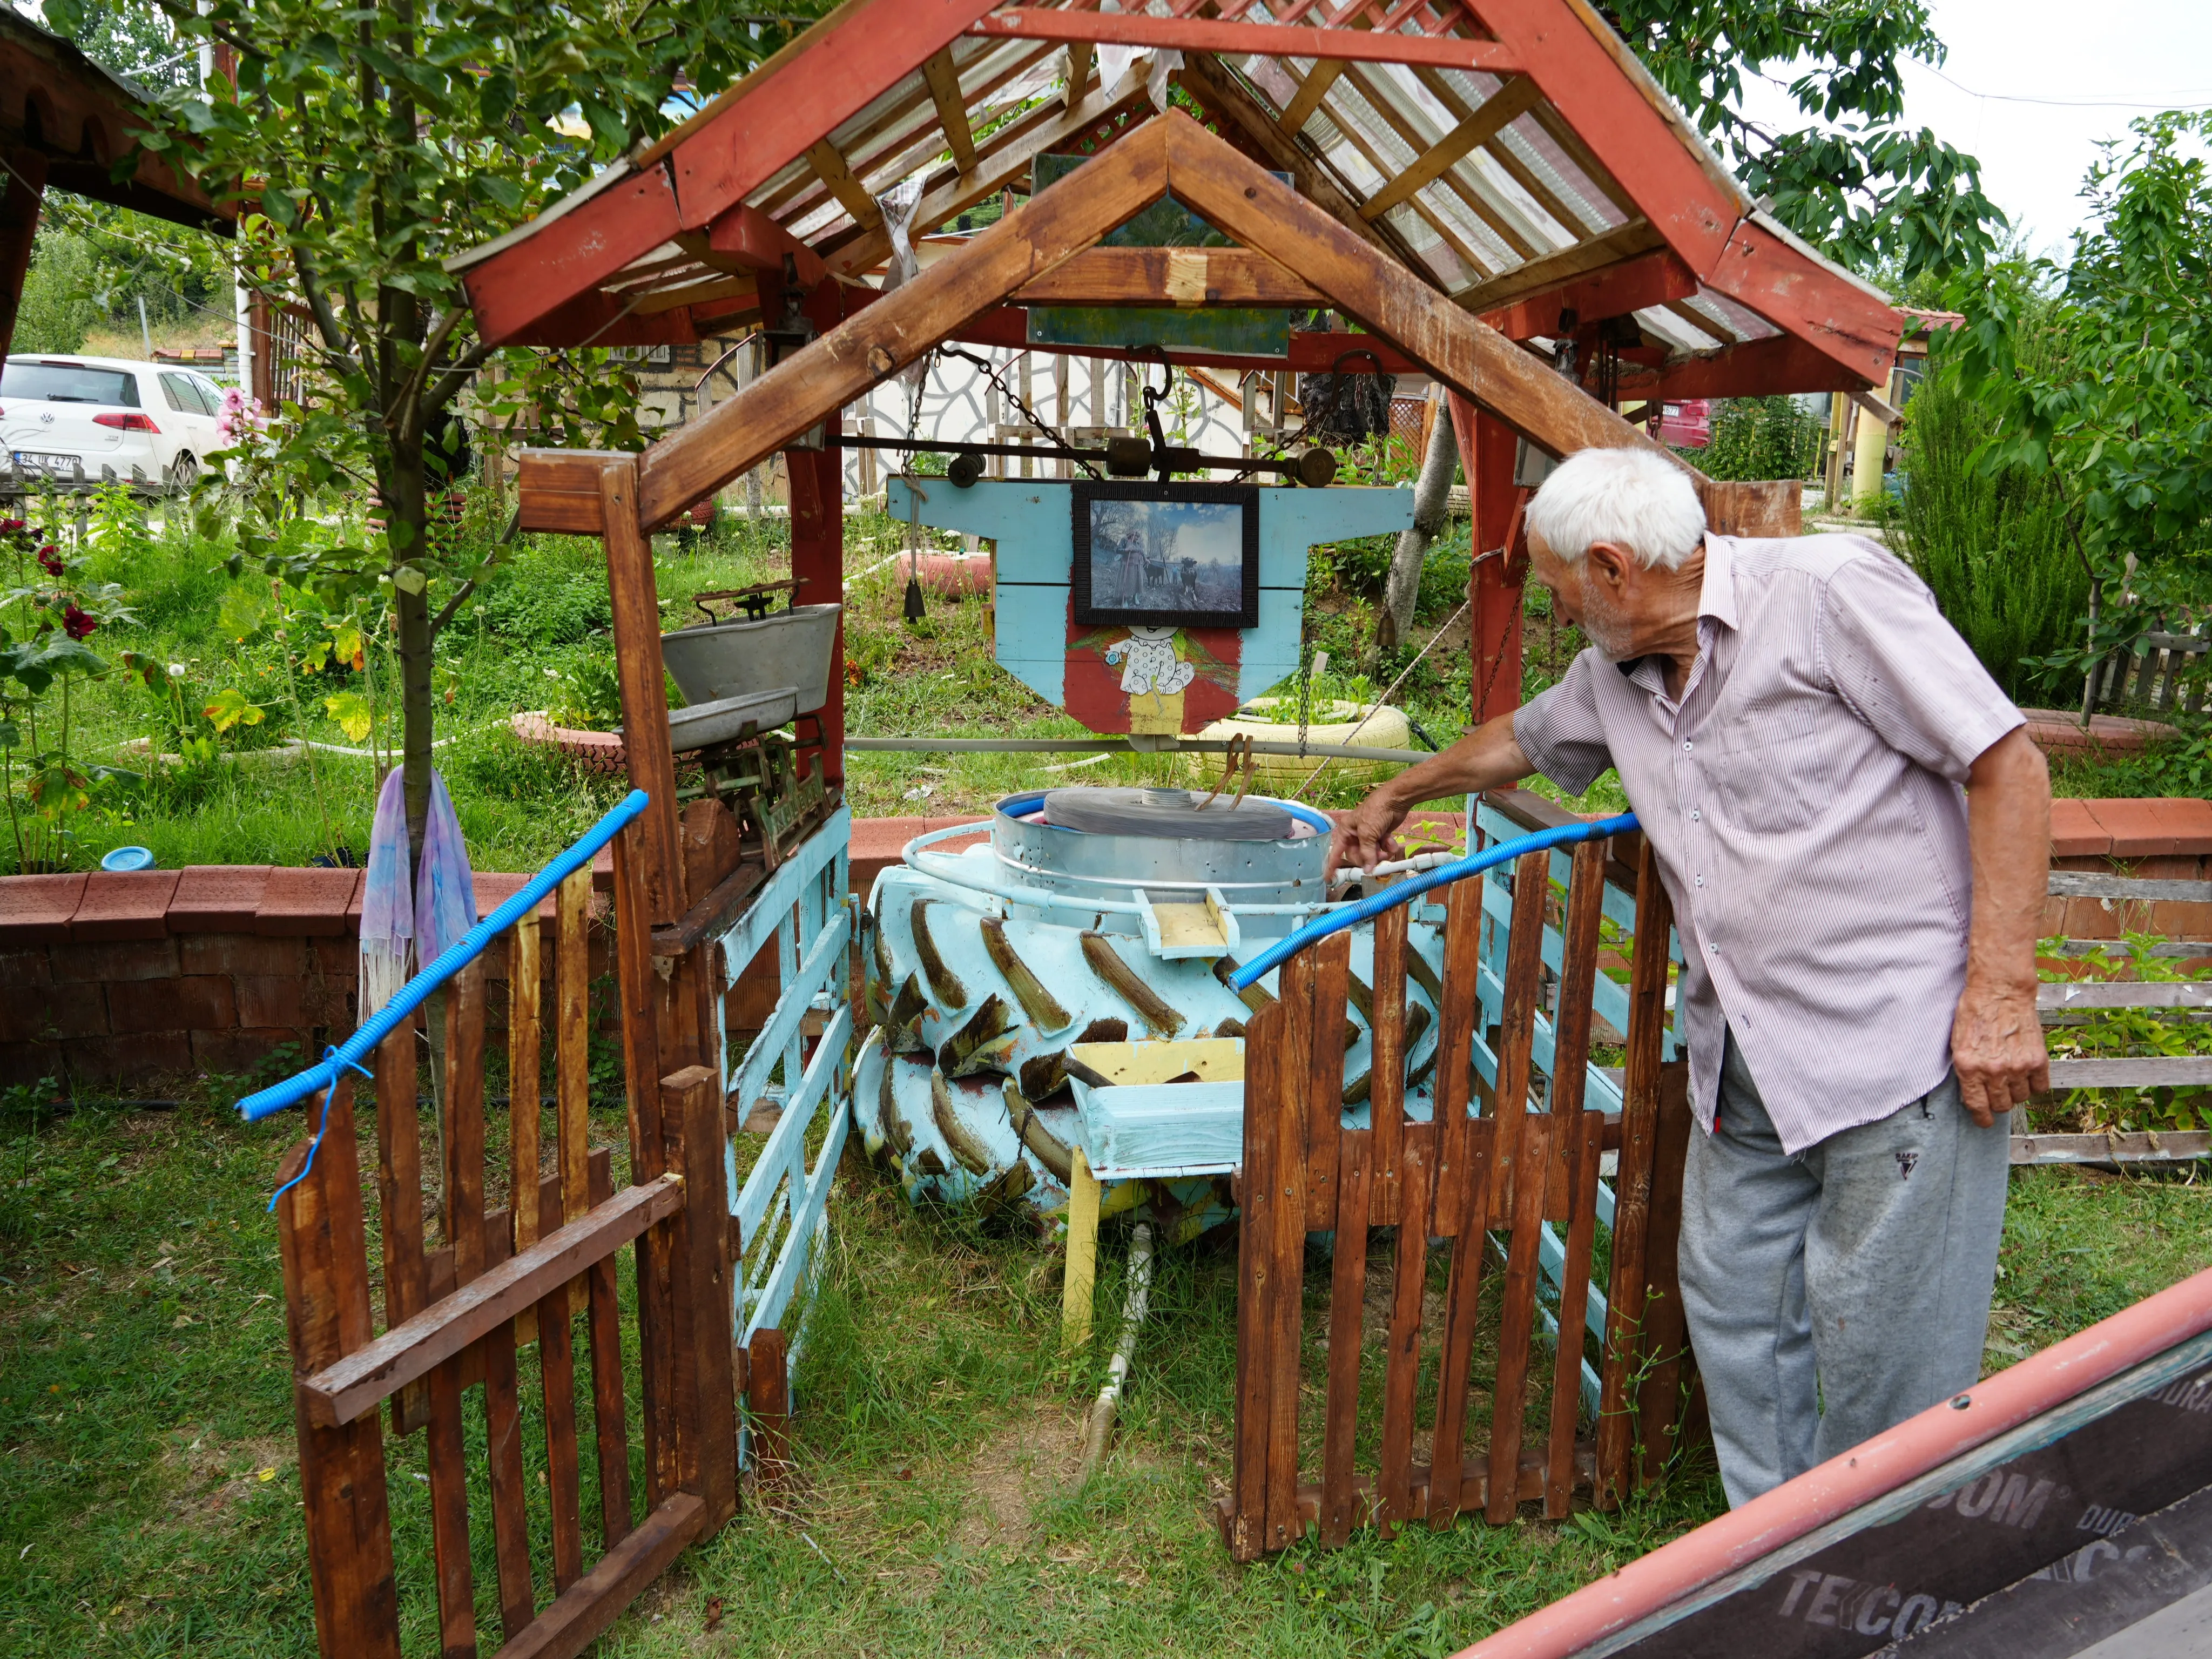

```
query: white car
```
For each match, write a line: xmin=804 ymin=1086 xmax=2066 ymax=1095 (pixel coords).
xmin=0 ymin=355 xmax=230 ymax=493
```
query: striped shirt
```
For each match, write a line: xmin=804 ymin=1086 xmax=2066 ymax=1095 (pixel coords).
xmin=1513 ymin=532 xmax=2024 ymax=1152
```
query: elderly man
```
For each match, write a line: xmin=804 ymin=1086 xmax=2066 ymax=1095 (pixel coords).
xmin=1331 ymin=447 xmax=2051 ymax=1507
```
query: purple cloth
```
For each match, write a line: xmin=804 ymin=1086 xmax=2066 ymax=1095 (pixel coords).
xmin=357 ymin=767 xmax=478 ymax=1015
xmin=414 ymin=770 xmax=477 ymax=967
xmin=1512 ymin=532 xmax=2025 ymax=1154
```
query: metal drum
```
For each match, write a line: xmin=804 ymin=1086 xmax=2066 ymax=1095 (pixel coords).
xmin=855 ymin=789 xmax=1451 ymax=1231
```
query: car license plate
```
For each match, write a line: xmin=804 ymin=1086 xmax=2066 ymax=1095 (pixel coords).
xmin=12 ymin=451 xmax=76 ymax=475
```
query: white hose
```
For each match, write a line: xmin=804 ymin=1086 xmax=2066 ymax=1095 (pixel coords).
xmin=1328 ymin=848 xmax=1461 ymax=888
xmin=1077 ymin=1222 xmax=1154 ymax=1483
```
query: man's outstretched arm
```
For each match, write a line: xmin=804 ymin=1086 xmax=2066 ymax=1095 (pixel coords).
xmin=1327 ymin=716 xmax=1535 ymax=878
xmin=1952 ymin=726 xmax=2052 ymax=1125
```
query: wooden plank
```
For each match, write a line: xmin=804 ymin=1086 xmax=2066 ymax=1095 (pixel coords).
xmin=1301 ymin=934 xmax=1350 ymax=1230
xmin=496 ymin=1493 xmax=704 ymax=1659
xmin=1277 ymin=58 xmax=1348 ymax=136
xmin=1230 ymin=997 xmax=1285 ymax=1562
xmin=275 ymin=1081 xmax=404 ymax=1658
xmin=1486 ymin=1109 xmax=1555 ymax=1523
xmin=1549 ymin=841 xmax=1609 ymax=1118
xmin=664 ymin=1065 xmax=740 ymax=1531
xmin=2047 ymin=872 xmax=2212 ymax=903
xmin=585 ymin=1155 xmax=633 ymax=1548
xmin=2048 ymin=1058 xmax=2212 ymax=1088
xmin=649 ymin=855 xmax=769 ymax=956
xmin=804 ymin=136 xmax=883 ymax=231
xmin=483 ymin=1314 xmax=536 ymax=1638
xmin=1012 ymin=246 xmax=1325 ymax=308
xmin=600 ymin=464 xmax=683 ymax=926
xmin=966 ymin=8 xmax=1523 ymax=72
xmin=430 ymin=963 xmax=488 ymax=1658
xmin=921 ymin=48 xmax=977 ymax=173
xmin=1453 ymin=219 xmax=1662 ymax=315
xmin=1487 ymin=849 xmax=1552 ymax=1219
xmin=537 ymin=1269 xmax=586 ymax=1594
xmin=747 ymin=1327 xmax=792 ymax=1481
xmin=1359 ymin=76 xmax=1542 ymax=221
xmin=1160 ymin=113 xmax=1709 ymax=474
xmin=2011 ymin=1130 xmax=2212 ymax=1165
xmin=557 ymin=867 xmax=591 ymax=1317
xmin=637 ymin=113 xmax=1171 ymax=529
xmin=1063 ymin=1146 xmax=1101 ymax=1350
xmin=2041 ymin=981 xmax=2212 ymax=1015
xmin=304 ymin=1176 xmax=685 ymax=1427
xmin=610 ymin=819 xmax=676 ymax=1512
xmin=1425 ymin=1115 xmax=1495 ymax=1528
xmin=1376 ymin=1118 xmax=1435 ymax=1536
xmin=1635 ymin=1061 xmax=1694 ymax=1485
xmin=1264 ymin=984 xmax=1311 ymax=1555
xmin=1596 ymin=835 xmax=1673 ymax=1508
xmin=509 ymin=911 xmax=543 ymax=1345
xmin=372 ymin=1022 xmax=430 ymax=1438
xmin=1429 ymin=878 xmax=1483 ymax=1236
xmin=1368 ymin=902 xmax=1410 ymax=1217
xmin=1546 ymin=1111 xmax=1603 ymax=1519
xmin=1319 ymin=1127 xmax=1373 ymax=1548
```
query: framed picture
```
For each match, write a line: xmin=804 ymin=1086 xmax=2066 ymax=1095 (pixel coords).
xmin=1071 ymin=482 xmax=1260 ymax=630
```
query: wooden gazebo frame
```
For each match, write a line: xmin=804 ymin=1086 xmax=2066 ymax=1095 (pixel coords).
xmin=458 ymin=1 xmax=1906 ymax=1026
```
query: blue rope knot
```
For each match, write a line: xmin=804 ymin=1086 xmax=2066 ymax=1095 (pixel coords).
xmin=265 ymin=1047 xmax=378 ymax=1213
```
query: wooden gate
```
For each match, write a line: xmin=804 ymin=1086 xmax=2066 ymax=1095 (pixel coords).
xmin=272 ymin=858 xmax=740 ymax=1656
xmin=1223 ymin=814 xmax=1697 ymax=1559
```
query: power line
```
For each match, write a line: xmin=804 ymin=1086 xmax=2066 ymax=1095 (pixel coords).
xmin=1924 ymin=64 xmax=2212 ymax=111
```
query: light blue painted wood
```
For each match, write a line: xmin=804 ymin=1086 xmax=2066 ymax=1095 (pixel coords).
xmin=725 ymin=909 xmax=851 ymax=1111
xmin=889 ymin=478 xmax=1411 ymax=716
xmin=1069 ymin=1077 xmax=1244 ymax=1177
xmin=736 ymin=1004 xmax=853 ymax=1345
xmin=713 ymin=805 xmax=849 ymax=974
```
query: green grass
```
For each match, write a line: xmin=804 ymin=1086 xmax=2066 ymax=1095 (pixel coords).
xmin=3 ymin=1075 xmax=2208 ymax=1657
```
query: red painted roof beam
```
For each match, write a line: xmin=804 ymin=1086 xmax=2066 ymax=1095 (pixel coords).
xmin=966 ymin=8 xmax=1523 ymax=71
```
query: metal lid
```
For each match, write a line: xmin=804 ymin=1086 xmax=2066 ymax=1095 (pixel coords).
xmin=1041 ymin=786 xmax=1297 ymax=842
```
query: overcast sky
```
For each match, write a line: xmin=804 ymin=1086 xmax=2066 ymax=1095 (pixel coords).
xmin=1733 ymin=0 xmax=2212 ymax=260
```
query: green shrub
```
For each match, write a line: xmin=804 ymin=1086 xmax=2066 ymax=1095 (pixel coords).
xmin=1892 ymin=366 xmax=2087 ymax=703
xmin=1695 ymin=396 xmax=1825 ymax=481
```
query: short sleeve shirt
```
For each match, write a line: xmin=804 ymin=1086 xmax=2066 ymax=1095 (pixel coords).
xmin=1512 ymin=533 xmax=2024 ymax=1152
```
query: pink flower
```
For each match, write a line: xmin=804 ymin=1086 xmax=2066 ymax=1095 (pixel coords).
xmin=220 ymin=386 xmax=247 ymax=414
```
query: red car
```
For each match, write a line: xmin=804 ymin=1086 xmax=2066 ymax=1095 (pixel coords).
xmin=1657 ymin=397 xmax=1711 ymax=448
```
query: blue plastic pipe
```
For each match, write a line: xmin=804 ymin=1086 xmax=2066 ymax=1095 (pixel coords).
xmin=237 ymin=789 xmax=652 ymax=1123
xmin=1229 ymin=812 xmax=1639 ymax=992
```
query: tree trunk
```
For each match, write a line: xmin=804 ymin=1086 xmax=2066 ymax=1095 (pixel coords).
xmin=1376 ymin=399 xmax=1461 ymax=654
xmin=385 ymin=426 xmax=434 ymax=862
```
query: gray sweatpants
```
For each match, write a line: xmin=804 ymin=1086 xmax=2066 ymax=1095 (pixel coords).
xmin=1677 ymin=1031 xmax=2011 ymax=1508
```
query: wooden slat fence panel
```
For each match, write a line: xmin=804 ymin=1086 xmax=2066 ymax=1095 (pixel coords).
xmin=269 ymin=818 xmax=741 ymax=1657
xmin=1221 ymin=807 xmax=1687 ymax=1559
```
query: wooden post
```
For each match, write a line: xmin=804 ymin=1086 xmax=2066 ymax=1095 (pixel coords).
xmin=509 ymin=912 xmax=543 ymax=1345
xmin=1451 ymin=394 xmax=1525 ymax=725
xmin=599 ymin=457 xmax=683 ymax=926
xmin=661 ymin=1064 xmax=739 ymax=1530
xmin=0 ymin=150 xmax=46 ymax=363
xmin=275 ymin=1081 xmax=403 ymax=1658
xmin=748 ymin=1326 xmax=792 ymax=1482
xmin=1062 ymin=1147 xmax=1101 ymax=1352
xmin=786 ymin=442 xmax=846 ymax=787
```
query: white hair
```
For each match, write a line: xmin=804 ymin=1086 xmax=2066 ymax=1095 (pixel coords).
xmin=1524 ymin=447 xmax=1707 ymax=571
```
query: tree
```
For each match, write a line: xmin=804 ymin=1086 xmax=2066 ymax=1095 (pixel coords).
xmin=13 ymin=228 xmax=102 ymax=353
xmin=1599 ymin=0 xmax=2004 ymax=280
xmin=56 ymin=0 xmax=808 ymax=859
xmin=1948 ymin=111 xmax=2212 ymax=682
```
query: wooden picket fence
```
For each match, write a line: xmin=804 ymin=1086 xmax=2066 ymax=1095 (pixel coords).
xmin=272 ymin=858 xmax=743 ymax=1658
xmin=1222 ymin=824 xmax=1696 ymax=1559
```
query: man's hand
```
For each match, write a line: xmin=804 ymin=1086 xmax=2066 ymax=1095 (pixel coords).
xmin=1327 ymin=794 xmax=1408 ymax=881
xmin=1951 ymin=981 xmax=2049 ymax=1127
xmin=1323 ymin=717 xmax=1540 ymax=881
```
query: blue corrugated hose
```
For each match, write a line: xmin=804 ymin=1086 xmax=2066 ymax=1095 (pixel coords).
xmin=237 ymin=789 xmax=652 ymax=1126
xmin=1228 ymin=812 xmax=1640 ymax=992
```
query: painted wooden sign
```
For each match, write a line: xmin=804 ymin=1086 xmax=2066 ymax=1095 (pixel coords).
xmin=885 ymin=477 xmax=1413 ymax=735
